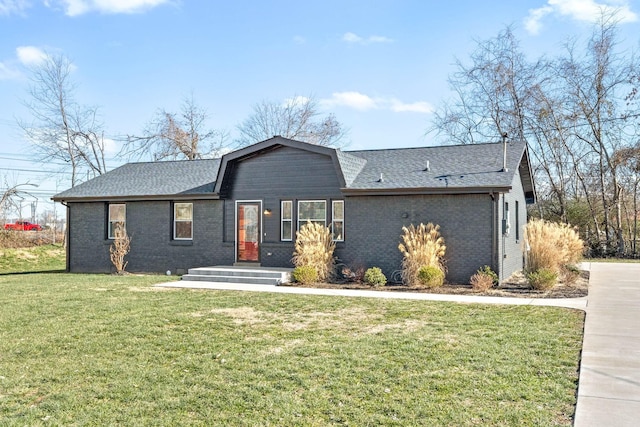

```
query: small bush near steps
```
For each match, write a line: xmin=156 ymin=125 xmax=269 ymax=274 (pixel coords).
xmin=417 ymin=265 xmax=445 ymax=288
xmin=292 ymin=266 xmax=318 ymax=284
xmin=364 ymin=267 xmax=387 ymax=287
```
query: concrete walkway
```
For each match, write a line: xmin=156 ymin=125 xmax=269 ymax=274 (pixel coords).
xmin=574 ymin=262 xmax=640 ymax=427
xmin=157 ymin=262 xmax=640 ymax=425
xmin=157 ymin=280 xmax=588 ymax=309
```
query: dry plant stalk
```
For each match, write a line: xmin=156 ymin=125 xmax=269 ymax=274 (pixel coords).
xmin=470 ymin=272 xmax=494 ymax=292
xmin=109 ymin=222 xmax=131 ymax=274
xmin=291 ymin=222 xmax=336 ymax=281
xmin=398 ymin=223 xmax=446 ymax=287
xmin=524 ymin=218 xmax=583 ymax=274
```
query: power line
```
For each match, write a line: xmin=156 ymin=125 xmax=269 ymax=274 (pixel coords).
xmin=0 ymin=167 xmax=71 ymax=175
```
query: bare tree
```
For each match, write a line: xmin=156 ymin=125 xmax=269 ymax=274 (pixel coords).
xmin=19 ymin=53 xmax=107 ymax=187
xmin=557 ymin=14 xmax=638 ymax=254
xmin=430 ymin=15 xmax=640 ymax=256
xmin=236 ymin=95 xmax=347 ymax=147
xmin=121 ymin=95 xmax=227 ymax=161
xmin=1 ymin=179 xmax=37 ymax=221
xmin=430 ymin=27 xmax=538 ymax=145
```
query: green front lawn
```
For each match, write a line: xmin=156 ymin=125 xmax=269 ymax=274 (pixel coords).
xmin=0 ymin=248 xmax=584 ymax=426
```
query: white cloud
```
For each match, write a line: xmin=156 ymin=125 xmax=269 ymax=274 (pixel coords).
xmin=16 ymin=46 xmax=48 ymax=66
xmin=0 ymin=0 xmax=30 ymax=16
xmin=321 ymin=91 xmax=432 ymax=114
xmin=322 ymin=91 xmax=378 ymax=111
xmin=525 ymin=0 xmax=637 ymax=34
xmin=342 ymin=32 xmax=393 ymax=45
xmin=102 ymin=137 xmax=120 ymax=155
xmin=293 ymin=35 xmax=306 ymax=45
xmin=524 ymin=5 xmax=553 ymax=34
xmin=389 ymin=99 xmax=434 ymax=114
xmin=49 ymin=0 xmax=170 ymax=16
xmin=283 ymin=95 xmax=311 ymax=107
xmin=0 ymin=62 xmax=21 ymax=80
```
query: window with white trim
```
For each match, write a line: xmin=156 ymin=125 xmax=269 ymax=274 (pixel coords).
xmin=174 ymin=202 xmax=193 ymax=240
xmin=281 ymin=200 xmax=293 ymax=241
xmin=331 ymin=200 xmax=344 ymax=241
xmin=108 ymin=203 xmax=126 ymax=239
xmin=297 ymin=200 xmax=326 ymax=229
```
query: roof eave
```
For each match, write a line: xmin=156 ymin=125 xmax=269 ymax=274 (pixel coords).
xmin=341 ymin=186 xmax=512 ymax=196
xmin=52 ymin=193 xmax=221 ymax=203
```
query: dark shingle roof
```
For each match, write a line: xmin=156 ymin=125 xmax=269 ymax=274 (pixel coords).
xmin=53 ymin=159 xmax=220 ymax=201
xmin=335 ymin=150 xmax=367 ymax=187
xmin=53 ymin=138 xmax=532 ymax=201
xmin=343 ymin=140 xmax=527 ymax=192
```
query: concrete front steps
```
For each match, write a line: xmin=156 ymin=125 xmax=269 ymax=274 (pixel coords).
xmin=181 ymin=265 xmax=292 ymax=286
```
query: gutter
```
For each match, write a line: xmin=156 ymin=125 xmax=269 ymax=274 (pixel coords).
xmin=52 ymin=193 xmax=221 ymax=204
xmin=341 ymin=186 xmax=512 ymax=197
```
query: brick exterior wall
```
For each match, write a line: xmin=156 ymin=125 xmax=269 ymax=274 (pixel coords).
xmin=68 ymin=200 xmax=232 ymax=274
xmin=341 ymin=194 xmax=495 ymax=284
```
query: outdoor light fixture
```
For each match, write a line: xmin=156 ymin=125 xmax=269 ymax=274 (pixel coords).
xmin=263 ymin=208 xmax=272 ymax=215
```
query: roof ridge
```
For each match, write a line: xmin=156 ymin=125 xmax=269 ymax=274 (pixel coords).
xmin=345 ymin=140 xmax=524 ymax=154
xmin=123 ymin=158 xmax=221 ymax=166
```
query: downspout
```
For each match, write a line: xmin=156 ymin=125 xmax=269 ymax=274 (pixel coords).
xmin=501 ymin=194 xmax=507 ymax=283
xmin=61 ymin=201 xmax=70 ymax=272
xmin=490 ymin=192 xmax=498 ymax=278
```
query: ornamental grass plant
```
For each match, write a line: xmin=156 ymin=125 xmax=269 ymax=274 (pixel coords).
xmin=524 ymin=219 xmax=584 ymax=274
xmin=398 ymin=223 xmax=446 ymax=287
xmin=291 ymin=222 xmax=336 ymax=281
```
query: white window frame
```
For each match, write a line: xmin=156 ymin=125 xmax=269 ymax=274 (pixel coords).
xmin=297 ymin=200 xmax=326 ymax=230
xmin=108 ymin=203 xmax=126 ymax=239
xmin=281 ymin=200 xmax=293 ymax=241
xmin=173 ymin=202 xmax=193 ymax=240
xmin=331 ymin=200 xmax=344 ymax=242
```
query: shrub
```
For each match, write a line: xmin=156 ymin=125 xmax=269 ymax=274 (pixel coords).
xmin=292 ymin=265 xmax=318 ymax=284
xmin=364 ymin=267 xmax=387 ymax=287
xmin=524 ymin=218 xmax=584 ymax=275
xmin=341 ymin=263 xmax=366 ymax=283
xmin=109 ymin=222 xmax=130 ymax=274
xmin=560 ymin=264 xmax=581 ymax=286
xmin=417 ymin=265 xmax=445 ymax=288
xmin=478 ymin=265 xmax=499 ymax=285
xmin=470 ymin=271 xmax=495 ymax=292
xmin=291 ymin=222 xmax=336 ymax=281
xmin=398 ymin=223 xmax=446 ymax=287
xmin=526 ymin=268 xmax=558 ymax=291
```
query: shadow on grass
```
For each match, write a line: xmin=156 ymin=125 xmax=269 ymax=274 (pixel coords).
xmin=0 ymin=269 xmax=67 ymax=276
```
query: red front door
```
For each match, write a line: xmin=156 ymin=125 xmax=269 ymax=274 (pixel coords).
xmin=237 ymin=202 xmax=260 ymax=262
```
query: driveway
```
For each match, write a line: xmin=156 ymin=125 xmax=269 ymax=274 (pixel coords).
xmin=574 ymin=262 xmax=640 ymax=427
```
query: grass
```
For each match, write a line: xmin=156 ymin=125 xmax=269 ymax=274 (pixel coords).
xmin=0 ymin=244 xmax=66 ymax=274
xmin=0 ymin=247 xmax=584 ymax=426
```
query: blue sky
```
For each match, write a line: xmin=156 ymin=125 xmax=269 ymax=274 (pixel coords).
xmin=1 ymin=0 xmax=640 ymax=215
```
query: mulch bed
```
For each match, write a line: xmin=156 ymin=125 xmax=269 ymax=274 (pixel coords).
xmin=286 ymin=270 xmax=589 ymax=299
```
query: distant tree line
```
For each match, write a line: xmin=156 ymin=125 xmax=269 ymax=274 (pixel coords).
xmin=430 ymin=13 xmax=640 ymax=257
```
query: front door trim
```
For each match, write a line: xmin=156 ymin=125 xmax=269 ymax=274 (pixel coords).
xmin=234 ymin=200 xmax=263 ymax=263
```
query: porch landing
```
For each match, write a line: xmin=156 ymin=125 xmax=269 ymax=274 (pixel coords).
xmin=181 ymin=265 xmax=292 ymax=286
